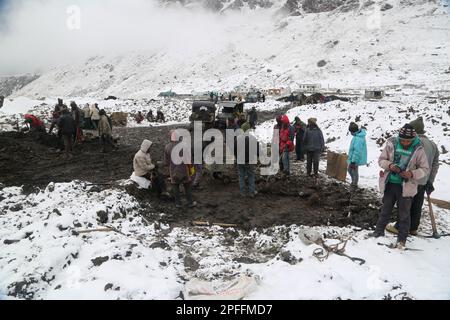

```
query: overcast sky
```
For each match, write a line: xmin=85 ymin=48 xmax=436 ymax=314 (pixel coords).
xmin=0 ymin=0 xmax=265 ymax=76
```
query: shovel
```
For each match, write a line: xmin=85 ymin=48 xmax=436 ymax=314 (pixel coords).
xmin=427 ymin=194 xmax=440 ymax=239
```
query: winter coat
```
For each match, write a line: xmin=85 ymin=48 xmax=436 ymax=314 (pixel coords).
xmin=164 ymin=141 xmax=191 ymax=183
xmin=90 ymin=105 xmax=100 ymax=121
xmin=347 ymin=129 xmax=368 ymax=166
xmin=303 ymin=125 xmax=325 ymax=152
xmin=99 ymin=115 xmax=112 ymax=136
xmin=72 ymin=107 xmax=81 ymax=125
xmin=133 ymin=140 xmax=155 ymax=177
xmin=247 ymin=109 xmax=258 ymax=124
xmin=294 ymin=121 xmax=306 ymax=143
xmin=378 ymin=137 xmax=429 ymax=197
xmin=234 ymin=133 xmax=259 ymax=165
xmin=417 ymin=135 xmax=439 ymax=185
xmin=24 ymin=114 xmax=44 ymax=128
xmin=57 ymin=113 xmax=76 ymax=136
xmin=279 ymin=116 xmax=294 ymax=153
xmin=83 ymin=106 xmax=91 ymax=118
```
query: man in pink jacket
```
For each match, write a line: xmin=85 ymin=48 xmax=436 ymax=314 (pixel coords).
xmin=369 ymin=124 xmax=429 ymax=249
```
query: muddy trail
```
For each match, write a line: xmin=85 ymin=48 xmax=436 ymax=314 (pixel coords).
xmin=0 ymin=126 xmax=381 ymax=230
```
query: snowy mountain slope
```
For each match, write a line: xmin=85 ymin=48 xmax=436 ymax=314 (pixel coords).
xmin=13 ymin=0 xmax=450 ymax=99
xmin=1 ymin=181 xmax=450 ymax=300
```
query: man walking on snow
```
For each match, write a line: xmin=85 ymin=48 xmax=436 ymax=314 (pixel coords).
xmin=386 ymin=117 xmax=440 ymax=236
xmin=369 ymin=124 xmax=429 ymax=249
xmin=347 ymin=122 xmax=368 ymax=188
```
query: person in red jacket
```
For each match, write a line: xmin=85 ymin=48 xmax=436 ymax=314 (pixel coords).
xmin=24 ymin=114 xmax=46 ymax=133
xmin=279 ymin=115 xmax=294 ymax=175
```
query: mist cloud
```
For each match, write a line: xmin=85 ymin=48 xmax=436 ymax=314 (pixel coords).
xmin=0 ymin=0 xmax=272 ymax=75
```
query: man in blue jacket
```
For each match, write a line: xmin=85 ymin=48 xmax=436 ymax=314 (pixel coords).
xmin=347 ymin=122 xmax=367 ymax=188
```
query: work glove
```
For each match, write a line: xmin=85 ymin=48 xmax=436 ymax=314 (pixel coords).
xmin=425 ymin=181 xmax=435 ymax=195
xmin=349 ymin=163 xmax=357 ymax=170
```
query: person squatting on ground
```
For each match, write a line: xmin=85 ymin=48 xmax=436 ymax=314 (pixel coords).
xmin=303 ymin=118 xmax=325 ymax=177
xmin=370 ymin=124 xmax=429 ymax=249
xmin=347 ymin=122 xmax=368 ymax=188
xmin=386 ymin=117 xmax=440 ymax=236
xmin=234 ymin=122 xmax=259 ymax=198
xmin=24 ymin=114 xmax=46 ymax=133
xmin=133 ymin=139 xmax=167 ymax=197
xmin=98 ymin=109 xmax=117 ymax=153
xmin=164 ymin=130 xmax=196 ymax=208
xmin=294 ymin=116 xmax=306 ymax=161
xmin=57 ymin=109 xmax=76 ymax=159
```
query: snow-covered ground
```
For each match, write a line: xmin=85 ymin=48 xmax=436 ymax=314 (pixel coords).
xmin=1 ymin=92 xmax=450 ymax=300
xmin=1 ymin=181 xmax=449 ymax=300
xmin=254 ymin=95 xmax=450 ymax=201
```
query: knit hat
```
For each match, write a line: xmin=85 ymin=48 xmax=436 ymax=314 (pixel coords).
xmin=399 ymin=124 xmax=417 ymax=140
xmin=349 ymin=122 xmax=359 ymax=133
xmin=409 ymin=117 xmax=425 ymax=134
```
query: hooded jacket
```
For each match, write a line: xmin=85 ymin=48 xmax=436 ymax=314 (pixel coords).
xmin=347 ymin=129 xmax=368 ymax=166
xmin=279 ymin=115 xmax=294 ymax=153
xmin=133 ymin=140 xmax=155 ymax=177
xmin=99 ymin=115 xmax=112 ymax=136
xmin=378 ymin=137 xmax=429 ymax=197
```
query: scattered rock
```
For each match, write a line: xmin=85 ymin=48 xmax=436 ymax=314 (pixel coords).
xmin=112 ymin=212 xmax=121 ymax=221
xmin=150 ymin=240 xmax=171 ymax=250
xmin=381 ymin=3 xmax=393 ymax=11
xmin=53 ymin=208 xmax=62 ymax=216
xmin=280 ymin=250 xmax=301 ymax=265
xmin=104 ymin=283 xmax=113 ymax=291
xmin=4 ymin=239 xmax=21 ymax=245
xmin=91 ymin=256 xmax=109 ymax=267
xmin=9 ymin=204 xmax=23 ymax=212
xmin=317 ymin=60 xmax=327 ymax=67
xmin=97 ymin=210 xmax=108 ymax=224
xmin=57 ymin=224 xmax=69 ymax=231
xmin=233 ymin=257 xmax=259 ymax=264
xmin=184 ymin=255 xmax=200 ymax=272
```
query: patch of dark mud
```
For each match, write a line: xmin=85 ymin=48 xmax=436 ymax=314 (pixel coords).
xmin=1 ymin=124 xmax=382 ymax=230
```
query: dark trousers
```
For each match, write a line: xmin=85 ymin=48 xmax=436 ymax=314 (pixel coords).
xmin=348 ymin=166 xmax=359 ymax=186
xmin=295 ymin=139 xmax=304 ymax=160
xmin=394 ymin=184 xmax=426 ymax=232
xmin=375 ymin=183 xmax=413 ymax=242
xmin=100 ymin=134 xmax=115 ymax=152
xmin=172 ymin=180 xmax=193 ymax=205
xmin=306 ymin=150 xmax=320 ymax=175
xmin=63 ymin=134 xmax=74 ymax=155
xmin=84 ymin=118 xmax=92 ymax=130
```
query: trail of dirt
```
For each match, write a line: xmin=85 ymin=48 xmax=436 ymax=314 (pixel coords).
xmin=0 ymin=124 xmax=381 ymax=230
